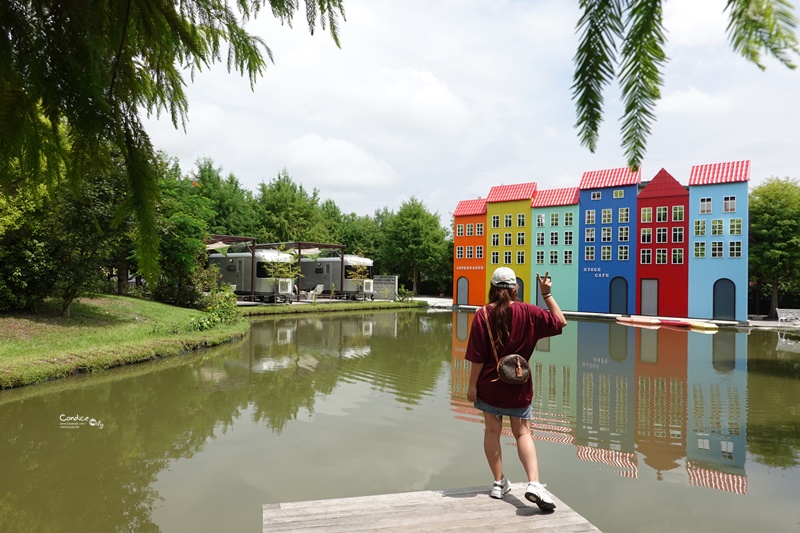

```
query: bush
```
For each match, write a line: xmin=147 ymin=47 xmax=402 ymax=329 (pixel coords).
xmin=189 ymin=286 xmax=242 ymax=331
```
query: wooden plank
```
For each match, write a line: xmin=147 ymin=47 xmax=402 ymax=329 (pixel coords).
xmin=263 ymin=483 xmax=601 ymax=532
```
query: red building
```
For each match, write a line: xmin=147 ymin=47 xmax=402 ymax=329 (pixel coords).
xmin=453 ymin=198 xmax=487 ymax=306
xmin=636 ymin=169 xmax=689 ymax=317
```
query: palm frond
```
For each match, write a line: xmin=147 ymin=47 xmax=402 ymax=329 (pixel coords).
xmin=725 ymin=0 xmax=800 ymax=69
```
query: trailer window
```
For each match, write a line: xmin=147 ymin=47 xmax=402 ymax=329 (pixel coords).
xmin=227 ymin=265 xmax=236 ymax=272
xmin=315 ymin=267 xmax=324 ymax=274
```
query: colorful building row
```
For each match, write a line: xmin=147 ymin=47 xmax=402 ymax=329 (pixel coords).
xmin=453 ymin=160 xmax=750 ymax=321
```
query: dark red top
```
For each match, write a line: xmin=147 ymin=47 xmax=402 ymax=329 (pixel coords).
xmin=465 ymin=303 xmax=563 ymax=408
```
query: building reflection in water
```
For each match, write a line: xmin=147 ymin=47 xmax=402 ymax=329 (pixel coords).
xmin=450 ymin=312 xmax=748 ymax=494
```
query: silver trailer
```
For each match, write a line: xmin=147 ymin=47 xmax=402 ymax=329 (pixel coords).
xmin=299 ymin=255 xmax=374 ymax=300
xmin=209 ymin=250 xmax=294 ymax=303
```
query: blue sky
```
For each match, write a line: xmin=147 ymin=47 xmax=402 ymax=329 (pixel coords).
xmin=143 ymin=0 xmax=800 ymax=221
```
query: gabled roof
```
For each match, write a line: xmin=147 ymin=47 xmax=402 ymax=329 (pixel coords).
xmin=579 ymin=167 xmax=641 ymax=190
xmin=638 ymin=168 xmax=688 ymax=199
xmin=689 ymin=160 xmax=750 ymax=185
xmin=531 ymin=187 xmax=580 ymax=208
xmin=486 ymin=182 xmax=537 ymax=203
xmin=453 ymin=198 xmax=487 ymax=217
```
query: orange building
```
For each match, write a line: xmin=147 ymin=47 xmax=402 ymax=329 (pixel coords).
xmin=453 ymin=199 xmax=488 ymax=306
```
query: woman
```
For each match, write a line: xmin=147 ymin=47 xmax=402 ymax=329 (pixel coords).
xmin=465 ymin=266 xmax=567 ymax=512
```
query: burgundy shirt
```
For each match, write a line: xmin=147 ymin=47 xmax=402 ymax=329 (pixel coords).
xmin=465 ymin=303 xmax=563 ymax=408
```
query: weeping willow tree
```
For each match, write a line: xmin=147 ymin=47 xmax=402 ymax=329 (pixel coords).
xmin=0 ymin=0 xmax=344 ymax=281
xmin=574 ymin=0 xmax=799 ymax=169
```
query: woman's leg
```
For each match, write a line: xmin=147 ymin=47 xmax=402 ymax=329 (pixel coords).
xmin=482 ymin=411 xmax=504 ymax=481
xmin=510 ymin=416 xmax=539 ymax=482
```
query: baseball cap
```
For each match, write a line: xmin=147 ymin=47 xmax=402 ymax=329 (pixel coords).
xmin=490 ymin=267 xmax=517 ymax=289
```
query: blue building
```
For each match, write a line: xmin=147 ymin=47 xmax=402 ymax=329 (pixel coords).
xmin=578 ymin=167 xmax=641 ymax=314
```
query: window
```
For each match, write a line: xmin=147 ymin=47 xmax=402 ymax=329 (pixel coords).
xmin=619 ymin=208 xmax=629 ymax=223
xmin=672 ymin=227 xmax=684 ymax=243
xmin=492 ymin=233 xmax=499 ymax=246
xmin=550 ymin=213 xmax=559 ymax=226
xmin=466 ymin=246 xmax=473 ymax=259
xmin=601 ymin=246 xmax=612 ymax=261
xmin=456 ymin=224 xmax=464 ymax=237
xmin=476 ymin=246 xmax=484 ymax=259
xmin=537 ymin=214 xmax=545 ymax=227
xmin=711 ymin=219 xmax=724 ymax=235
xmin=724 ymin=195 xmax=736 ymax=213
xmin=456 ymin=246 xmax=464 ymax=259
xmin=466 ymin=224 xmax=474 ymax=236
xmin=641 ymin=207 xmax=652 ymax=223
xmin=640 ymin=249 xmax=652 ymax=264
xmin=711 ymin=241 xmax=724 ymax=258
xmin=517 ymin=232 xmax=525 ymax=246
xmin=672 ymin=205 xmax=684 ymax=222
xmin=491 ymin=215 xmax=500 ymax=228
xmin=517 ymin=213 xmax=526 ymax=227
xmin=656 ymin=227 xmax=668 ymax=243
xmin=550 ymin=250 xmax=559 ymax=264
xmin=613 ymin=189 xmax=624 ymax=199
xmin=536 ymin=251 xmax=545 ymax=264
xmin=694 ymin=242 xmax=706 ymax=258
xmin=672 ymin=248 xmax=684 ymax=264
xmin=585 ymin=228 xmax=595 ymax=242
xmin=585 ymin=246 xmax=595 ymax=261
xmin=491 ymin=251 xmax=499 ymax=264
xmin=656 ymin=249 xmax=667 ymax=264
xmin=729 ymin=218 xmax=742 ymax=235
xmin=504 ymin=251 xmax=512 ymax=263
xmin=700 ymin=197 xmax=712 ymax=214
xmin=550 ymin=232 xmax=559 ymax=246
xmin=618 ymin=226 xmax=629 ymax=242
xmin=656 ymin=206 xmax=668 ymax=222
xmin=504 ymin=233 xmax=512 ymax=246
xmin=504 ymin=214 xmax=513 ymax=227
xmin=564 ymin=250 xmax=573 ymax=264
xmin=618 ymin=245 xmax=629 ymax=261
xmin=476 ymin=223 xmax=484 ymax=236
xmin=601 ymin=227 xmax=612 ymax=242
xmin=602 ymin=209 xmax=612 ymax=224
xmin=591 ymin=191 xmax=601 ymax=200
xmin=517 ymin=251 xmax=526 ymax=264
xmin=729 ymin=241 xmax=742 ymax=258
xmin=564 ymin=231 xmax=573 ymax=245
xmin=694 ymin=220 xmax=706 ymax=236
xmin=536 ymin=232 xmax=545 ymax=246
xmin=641 ymin=228 xmax=652 ymax=244
xmin=564 ymin=212 xmax=574 ymax=226
xmin=585 ymin=210 xmax=596 ymax=224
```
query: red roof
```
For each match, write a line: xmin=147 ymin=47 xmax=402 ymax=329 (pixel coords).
xmin=453 ymin=198 xmax=487 ymax=217
xmin=579 ymin=167 xmax=641 ymax=189
xmin=689 ymin=160 xmax=750 ymax=185
xmin=638 ymin=168 xmax=688 ymax=199
xmin=531 ymin=187 xmax=580 ymax=207
xmin=486 ymin=182 xmax=537 ymax=203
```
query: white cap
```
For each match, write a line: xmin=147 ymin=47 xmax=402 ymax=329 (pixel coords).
xmin=490 ymin=267 xmax=517 ymax=289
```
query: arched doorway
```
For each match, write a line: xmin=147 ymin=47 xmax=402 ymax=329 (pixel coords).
xmin=609 ymin=276 xmax=628 ymax=314
xmin=516 ymin=277 xmax=524 ymax=303
xmin=713 ymin=278 xmax=736 ymax=320
xmin=456 ymin=276 xmax=469 ymax=305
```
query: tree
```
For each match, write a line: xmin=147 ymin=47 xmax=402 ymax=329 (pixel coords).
xmin=190 ymin=159 xmax=258 ymax=237
xmin=253 ymin=169 xmax=331 ymax=243
xmin=749 ymin=177 xmax=800 ymax=319
xmin=1 ymin=0 xmax=345 ymax=282
xmin=380 ymin=197 xmax=448 ymax=295
xmin=573 ymin=0 xmax=798 ymax=168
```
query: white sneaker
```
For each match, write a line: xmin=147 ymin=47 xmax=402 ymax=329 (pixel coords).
xmin=525 ymin=481 xmax=556 ymax=512
xmin=490 ymin=476 xmax=511 ymax=499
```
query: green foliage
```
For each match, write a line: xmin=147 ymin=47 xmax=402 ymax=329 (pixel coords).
xmin=396 ymin=284 xmax=415 ymax=302
xmin=190 ymin=158 xmax=258 ymax=237
xmin=189 ymin=286 xmax=242 ymax=331
xmin=253 ymin=169 xmax=332 ymax=243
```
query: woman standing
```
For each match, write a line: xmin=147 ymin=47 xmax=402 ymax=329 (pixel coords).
xmin=465 ymin=266 xmax=567 ymax=512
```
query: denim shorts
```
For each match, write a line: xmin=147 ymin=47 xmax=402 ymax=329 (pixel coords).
xmin=474 ymin=398 xmax=532 ymax=420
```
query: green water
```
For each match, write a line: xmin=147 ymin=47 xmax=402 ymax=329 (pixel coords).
xmin=1 ymin=310 xmax=799 ymax=532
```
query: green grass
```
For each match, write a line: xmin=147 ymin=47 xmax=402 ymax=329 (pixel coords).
xmin=0 ymin=295 xmax=429 ymax=389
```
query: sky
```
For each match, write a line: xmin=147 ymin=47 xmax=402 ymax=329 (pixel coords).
xmin=142 ymin=0 xmax=800 ymax=222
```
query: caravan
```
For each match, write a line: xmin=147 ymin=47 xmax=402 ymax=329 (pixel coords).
xmin=299 ymin=255 xmax=374 ymax=300
xmin=209 ymin=249 xmax=294 ymax=303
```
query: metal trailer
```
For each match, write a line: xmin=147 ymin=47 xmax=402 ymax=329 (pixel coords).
xmin=209 ymin=249 xmax=294 ymax=303
xmin=299 ymin=255 xmax=375 ymax=300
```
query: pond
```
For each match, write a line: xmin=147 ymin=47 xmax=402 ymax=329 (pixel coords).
xmin=1 ymin=310 xmax=799 ymax=532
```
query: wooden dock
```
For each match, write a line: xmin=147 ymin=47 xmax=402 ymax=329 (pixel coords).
xmin=263 ymin=482 xmax=601 ymax=532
